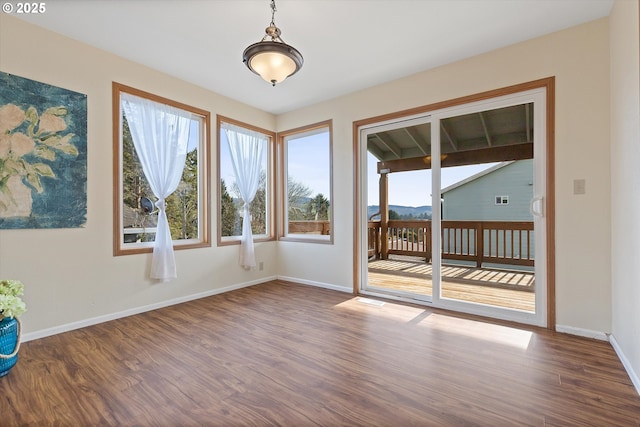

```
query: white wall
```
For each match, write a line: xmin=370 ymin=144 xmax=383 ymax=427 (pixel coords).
xmin=610 ymin=0 xmax=640 ymax=391
xmin=0 ymin=15 xmax=278 ymax=337
xmin=277 ymin=18 xmax=613 ymax=334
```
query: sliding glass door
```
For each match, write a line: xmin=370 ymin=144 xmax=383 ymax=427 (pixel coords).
xmin=364 ymin=116 xmax=433 ymax=303
xmin=359 ymin=88 xmax=547 ymax=327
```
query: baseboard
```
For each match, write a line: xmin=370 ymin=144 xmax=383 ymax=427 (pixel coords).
xmin=555 ymin=324 xmax=608 ymax=341
xmin=21 ymin=276 xmax=277 ymax=342
xmin=277 ymin=275 xmax=352 ymax=294
xmin=609 ymin=334 xmax=640 ymax=396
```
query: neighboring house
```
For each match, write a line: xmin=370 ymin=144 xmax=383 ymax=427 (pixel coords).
xmin=440 ymin=160 xmax=534 ymax=267
xmin=441 ymin=160 xmax=534 ymax=221
xmin=122 ymin=204 xmax=158 ymax=243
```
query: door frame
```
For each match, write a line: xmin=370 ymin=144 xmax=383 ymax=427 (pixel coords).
xmin=352 ymin=77 xmax=556 ymax=330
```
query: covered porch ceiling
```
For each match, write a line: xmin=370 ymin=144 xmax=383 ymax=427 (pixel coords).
xmin=368 ymin=103 xmax=534 ymax=174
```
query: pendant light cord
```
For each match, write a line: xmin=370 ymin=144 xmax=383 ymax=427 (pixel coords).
xmin=270 ymin=0 xmax=277 ymax=27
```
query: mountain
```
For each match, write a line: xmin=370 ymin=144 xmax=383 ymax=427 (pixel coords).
xmin=367 ymin=205 xmax=432 ymax=219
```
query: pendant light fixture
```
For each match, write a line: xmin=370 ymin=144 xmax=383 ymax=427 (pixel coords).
xmin=243 ymin=0 xmax=303 ymax=86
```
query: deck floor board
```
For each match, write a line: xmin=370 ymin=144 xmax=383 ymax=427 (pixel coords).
xmin=368 ymin=256 xmax=535 ymax=311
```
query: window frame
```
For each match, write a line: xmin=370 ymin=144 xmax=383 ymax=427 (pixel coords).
xmin=112 ymin=82 xmax=211 ymax=256
xmin=278 ymin=120 xmax=334 ymax=244
xmin=216 ymin=115 xmax=276 ymax=246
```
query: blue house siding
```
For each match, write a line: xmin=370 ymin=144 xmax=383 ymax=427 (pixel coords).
xmin=441 ymin=160 xmax=534 ymax=269
xmin=442 ymin=160 xmax=534 ymax=221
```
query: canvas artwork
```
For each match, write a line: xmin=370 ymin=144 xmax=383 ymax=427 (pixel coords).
xmin=0 ymin=72 xmax=87 ymax=229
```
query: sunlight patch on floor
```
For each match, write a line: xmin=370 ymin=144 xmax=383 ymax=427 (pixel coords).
xmin=418 ymin=313 xmax=534 ymax=350
xmin=356 ymin=297 xmax=386 ymax=307
xmin=335 ymin=297 xmax=429 ymax=322
xmin=336 ymin=297 xmax=533 ymax=350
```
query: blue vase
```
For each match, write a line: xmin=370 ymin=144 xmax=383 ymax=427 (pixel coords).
xmin=0 ymin=317 xmax=19 ymax=377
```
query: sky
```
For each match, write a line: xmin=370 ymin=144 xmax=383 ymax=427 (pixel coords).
xmin=367 ymin=152 xmax=498 ymax=207
xmin=188 ymin=120 xmax=199 ymax=151
xmin=219 ymin=128 xmax=330 ymax=199
xmin=286 ymin=131 xmax=331 ymax=198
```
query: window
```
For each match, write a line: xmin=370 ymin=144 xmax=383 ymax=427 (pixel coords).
xmin=279 ymin=120 xmax=333 ymax=242
xmin=217 ymin=116 xmax=275 ymax=245
xmin=113 ymin=83 xmax=210 ymax=255
xmin=495 ymin=195 xmax=510 ymax=205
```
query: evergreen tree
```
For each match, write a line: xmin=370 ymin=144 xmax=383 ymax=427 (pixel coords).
xmin=166 ymin=148 xmax=198 ymax=239
xmin=220 ymin=179 xmax=239 ymax=236
xmin=249 ymin=172 xmax=267 ymax=235
xmin=122 ymin=116 xmax=151 ymax=213
xmin=306 ymin=193 xmax=330 ymax=220
xmin=229 ymin=171 xmax=267 ymax=235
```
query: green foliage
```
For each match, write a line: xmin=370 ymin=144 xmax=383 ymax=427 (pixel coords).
xmin=389 ymin=209 xmax=400 ymax=220
xmin=226 ymin=171 xmax=267 ymax=236
xmin=166 ymin=149 xmax=199 ymax=240
xmin=306 ymin=193 xmax=330 ymax=221
xmin=122 ymin=116 xmax=150 ymax=211
xmin=250 ymin=177 xmax=267 ymax=235
xmin=220 ymin=179 xmax=240 ymax=237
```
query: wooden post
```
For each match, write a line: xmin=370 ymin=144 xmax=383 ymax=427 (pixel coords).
xmin=476 ymin=222 xmax=484 ymax=268
xmin=379 ymin=172 xmax=389 ymax=260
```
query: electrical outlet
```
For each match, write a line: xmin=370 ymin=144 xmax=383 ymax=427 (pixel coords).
xmin=573 ymin=179 xmax=586 ymax=195
xmin=259 ymin=261 xmax=264 ymax=271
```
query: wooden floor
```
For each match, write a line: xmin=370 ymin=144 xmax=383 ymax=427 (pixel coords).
xmin=368 ymin=256 xmax=536 ymax=311
xmin=1 ymin=280 xmax=639 ymax=426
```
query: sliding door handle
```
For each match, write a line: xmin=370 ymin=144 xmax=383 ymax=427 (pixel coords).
xmin=530 ymin=196 xmax=544 ymax=218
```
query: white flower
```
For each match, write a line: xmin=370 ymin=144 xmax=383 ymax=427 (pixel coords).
xmin=0 ymin=280 xmax=27 ymax=319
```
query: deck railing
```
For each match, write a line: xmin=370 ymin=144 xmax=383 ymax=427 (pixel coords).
xmin=288 ymin=220 xmax=331 ymax=235
xmin=368 ymin=219 xmax=534 ymax=267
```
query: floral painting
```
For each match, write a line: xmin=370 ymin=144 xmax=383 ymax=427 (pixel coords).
xmin=0 ymin=72 xmax=87 ymax=229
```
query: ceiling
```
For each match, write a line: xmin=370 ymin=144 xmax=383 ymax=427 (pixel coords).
xmin=368 ymin=103 xmax=533 ymax=163
xmin=15 ymin=0 xmax=612 ymax=115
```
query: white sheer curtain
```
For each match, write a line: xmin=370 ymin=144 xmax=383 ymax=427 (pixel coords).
xmin=223 ymin=123 xmax=266 ymax=269
xmin=122 ymin=93 xmax=191 ymax=281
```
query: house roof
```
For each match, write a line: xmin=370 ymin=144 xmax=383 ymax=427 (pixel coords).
xmin=441 ymin=161 xmax=514 ymax=194
xmin=122 ymin=204 xmax=158 ymax=229
xmin=14 ymin=1 xmax=612 ymax=114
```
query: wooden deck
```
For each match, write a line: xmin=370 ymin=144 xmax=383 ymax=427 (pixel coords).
xmin=368 ymin=255 xmax=535 ymax=312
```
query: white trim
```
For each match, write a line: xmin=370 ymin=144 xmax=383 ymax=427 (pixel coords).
xmin=360 ymin=289 xmax=433 ymax=305
xmin=277 ymin=275 xmax=352 ymax=293
xmin=610 ymin=334 xmax=640 ymax=396
xmin=555 ymin=324 xmax=609 ymax=341
xmin=21 ymin=276 xmax=276 ymax=343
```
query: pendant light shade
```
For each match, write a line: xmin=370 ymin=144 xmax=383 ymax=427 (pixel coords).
xmin=243 ymin=0 xmax=303 ymax=86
